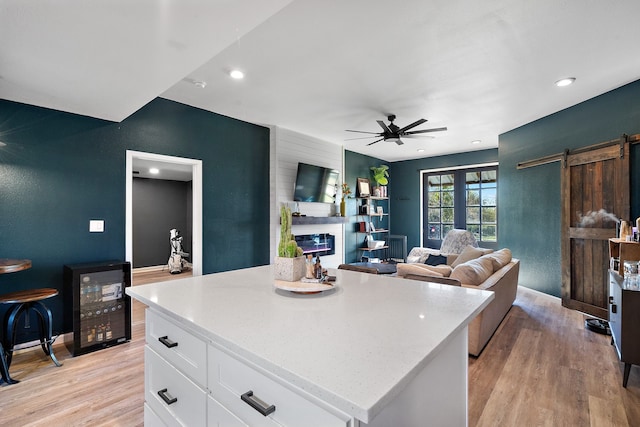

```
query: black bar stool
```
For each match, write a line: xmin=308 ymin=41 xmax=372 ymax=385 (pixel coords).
xmin=0 ymin=288 xmax=62 ymax=373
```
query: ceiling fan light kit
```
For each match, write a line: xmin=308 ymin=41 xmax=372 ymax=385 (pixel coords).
xmin=346 ymin=114 xmax=447 ymax=146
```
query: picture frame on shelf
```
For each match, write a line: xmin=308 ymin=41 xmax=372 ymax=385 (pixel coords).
xmin=357 ymin=177 xmax=370 ymax=197
xmin=376 ymin=206 xmax=384 ymax=216
xmin=359 ymin=201 xmax=371 ymax=215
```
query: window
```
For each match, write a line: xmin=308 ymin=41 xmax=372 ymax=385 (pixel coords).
xmin=423 ymin=165 xmax=498 ymax=248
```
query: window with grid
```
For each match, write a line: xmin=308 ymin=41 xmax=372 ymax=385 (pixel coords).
xmin=423 ymin=166 xmax=498 ymax=248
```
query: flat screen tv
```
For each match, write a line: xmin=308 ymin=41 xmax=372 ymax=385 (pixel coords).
xmin=293 ymin=162 xmax=339 ymax=203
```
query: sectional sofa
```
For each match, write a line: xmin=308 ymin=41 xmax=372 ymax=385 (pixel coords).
xmin=396 ymin=245 xmax=520 ymax=356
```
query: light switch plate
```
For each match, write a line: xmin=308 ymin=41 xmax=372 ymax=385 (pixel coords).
xmin=89 ymin=220 xmax=104 ymax=232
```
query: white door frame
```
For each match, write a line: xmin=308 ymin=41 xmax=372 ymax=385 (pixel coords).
xmin=125 ymin=150 xmax=203 ymax=276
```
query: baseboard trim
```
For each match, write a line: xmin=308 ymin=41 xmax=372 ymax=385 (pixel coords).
xmin=517 ymin=285 xmax=561 ymax=302
xmin=12 ymin=332 xmax=72 ymax=353
xmin=132 ymin=265 xmax=167 ymax=273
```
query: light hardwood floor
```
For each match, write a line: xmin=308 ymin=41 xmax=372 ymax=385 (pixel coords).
xmin=0 ymin=274 xmax=638 ymax=426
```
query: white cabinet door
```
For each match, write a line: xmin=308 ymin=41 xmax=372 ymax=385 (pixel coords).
xmin=208 ymin=345 xmax=349 ymax=427
xmin=208 ymin=395 xmax=249 ymax=427
xmin=146 ymin=309 xmax=207 ymax=387
xmin=145 ymin=402 xmax=168 ymax=427
xmin=145 ymin=346 xmax=207 ymax=427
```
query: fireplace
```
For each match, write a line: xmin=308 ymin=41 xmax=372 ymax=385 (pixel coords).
xmin=295 ymin=233 xmax=335 ymax=256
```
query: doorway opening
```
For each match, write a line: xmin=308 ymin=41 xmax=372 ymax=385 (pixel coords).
xmin=125 ymin=150 xmax=203 ymax=277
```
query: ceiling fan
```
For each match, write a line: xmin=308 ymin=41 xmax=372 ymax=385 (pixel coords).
xmin=345 ymin=115 xmax=447 ymax=146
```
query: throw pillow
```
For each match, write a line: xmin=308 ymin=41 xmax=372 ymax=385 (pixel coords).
xmin=450 ymin=257 xmax=494 ymax=286
xmin=406 ymin=247 xmax=439 ymax=264
xmin=450 ymin=245 xmax=485 ymax=268
xmin=425 ymin=254 xmax=448 ymax=266
xmin=397 ymin=263 xmax=445 ymax=278
xmin=484 ymin=248 xmax=513 ymax=271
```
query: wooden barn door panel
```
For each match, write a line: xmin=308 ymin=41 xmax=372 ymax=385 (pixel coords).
xmin=561 ymin=142 xmax=629 ymax=319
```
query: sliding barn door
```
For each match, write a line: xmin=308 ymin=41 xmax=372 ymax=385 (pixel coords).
xmin=561 ymin=142 xmax=629 ymax=319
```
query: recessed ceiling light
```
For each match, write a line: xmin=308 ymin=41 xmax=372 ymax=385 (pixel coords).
xmin=193 ymin=80 xmax=207 ymax=89
xmin=417 ymin=149 xmax=425 ymax=153
xmin=555 ymin=77 xmax=576 ymax=87
xmin=230 ymin=70 xmax=244 ymax=80
xmin=471 ymin=140 xmax=482 ymax=145
xmin=149 ymin=168 xmax=159 ymax=174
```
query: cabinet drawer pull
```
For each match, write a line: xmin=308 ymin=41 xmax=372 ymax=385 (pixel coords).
xmin=609 ymin=296 xmax=614 ymax=304
xmin=241 ymin=390 xmax=276 ymax=416
xmin=157 ymin=388 xmax=178 ymax=405
xmin=159 ymin=336 xmax=178 ymax=348
xmin=611 ymin=304 xmax=617 ymax=314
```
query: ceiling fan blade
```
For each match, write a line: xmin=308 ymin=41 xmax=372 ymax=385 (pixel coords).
xmin=398 ymin=118 xmax=427 ymax=133
xmin=345 ymin=129 xmax=382 ymax=135
xmin=366 ymin=138 xmax=385 ymax=146
xmin=345 ymin=136 xmax=381 ymax=141
xmin=402 ymin=134 xmax=435 ymax=139
xmin=404 ymin=127 xmax=448 ymax=135
xmin=376 ymin=120 xmax=392 ymax=134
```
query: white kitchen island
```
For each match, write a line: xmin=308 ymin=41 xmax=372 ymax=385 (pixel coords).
xmin=127 ymin=265 xmax=494 ymax=426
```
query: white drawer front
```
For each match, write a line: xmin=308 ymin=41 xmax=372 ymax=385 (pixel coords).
xmin=208 ymin=395 xmax=249 ymax=427
xmin=146 ymin=309 xmax=207 ymax=386
xmin=145 ymin=402 xmax=168 ymax=427
xmin=208 ymin=345 xmax=348 ymax=427
xmin=146 ymin=346 xmax=207 ymax=427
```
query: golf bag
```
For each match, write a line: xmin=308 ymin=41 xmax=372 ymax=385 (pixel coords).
xmin=168 ymin=228 xmax=190 ymax=274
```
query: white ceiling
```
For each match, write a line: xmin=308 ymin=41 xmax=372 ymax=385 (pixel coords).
xmin=3 ymin=0 xmax=640 ymax=162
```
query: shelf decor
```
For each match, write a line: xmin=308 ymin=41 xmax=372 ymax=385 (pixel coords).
xmin=370 ymin=164 xmax=389 ymax=197
xmin=340 ymin=182 xmax=352 ymax=217
xmin=356 ymin=177 xmax=370 ymax=197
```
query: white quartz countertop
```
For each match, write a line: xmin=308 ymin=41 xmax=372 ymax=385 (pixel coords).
xmin=127 ymin=265 xmax=494 ymax=422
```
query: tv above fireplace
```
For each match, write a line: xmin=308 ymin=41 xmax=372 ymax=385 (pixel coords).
xmin=293 ymin=162 xmax=339 ymax=203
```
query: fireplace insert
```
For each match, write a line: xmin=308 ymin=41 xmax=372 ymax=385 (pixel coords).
xmin=295 ymin=234 xmax=335 ymax=256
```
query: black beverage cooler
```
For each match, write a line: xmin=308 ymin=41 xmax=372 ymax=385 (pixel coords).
xmin=63 ymin=261 xmax=132 ymax=356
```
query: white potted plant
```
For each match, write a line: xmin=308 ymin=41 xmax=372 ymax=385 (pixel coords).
xmin=274 ymin=204 xmax=305 ymax=281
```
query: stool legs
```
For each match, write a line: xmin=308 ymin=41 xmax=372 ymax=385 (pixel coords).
xmin=0 ymin=342 xmax=18 ymax=384
xmin=31 ymin=301 xmax=61 ymax=367
xmin=3 ymin=302 xmax=27 ymax=367
xmin=3 ymin=301 xmax=61 ymax=372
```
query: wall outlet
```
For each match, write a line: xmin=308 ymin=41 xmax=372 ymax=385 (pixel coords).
xmin=89 ymin=220 xmax=104 ymax=233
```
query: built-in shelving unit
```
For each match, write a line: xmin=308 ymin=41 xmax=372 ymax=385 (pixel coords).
xmin=355 ymin=196 xmax=390 ymax=260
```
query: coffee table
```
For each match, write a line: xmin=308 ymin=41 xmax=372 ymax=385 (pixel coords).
xmin=350 ymin=262 xmax=397 ymax=274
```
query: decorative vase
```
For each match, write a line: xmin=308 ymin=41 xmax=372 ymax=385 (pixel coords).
xmin=340 ymin=198 xmax=346 ymax=217
xmin=373 ymin=186 xmax=381 ymax=197
xmin=274 ymin=256 xmax=306 ymax=281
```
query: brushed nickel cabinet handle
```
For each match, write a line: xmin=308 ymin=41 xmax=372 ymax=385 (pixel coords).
xmin=158 ymin=388 xmax=177 ymax=405
xmin=241 ymin=390 xmax=276 ymax=416
xmin=159 ymin=336 xmax=178 ymax=348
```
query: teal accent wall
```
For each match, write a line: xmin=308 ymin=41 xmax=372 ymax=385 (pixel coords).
xmin=389 ymin=149 xmax=498 ymax=251
xmin=344 ymin=150 xmax=387 ymax=263
xmin=0 ymin=98 xmax=270 ymax=341
xmin=499 ymin=79 xmax=640 ymax=297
